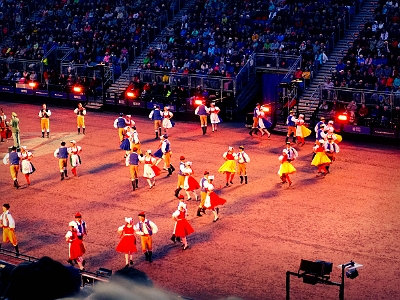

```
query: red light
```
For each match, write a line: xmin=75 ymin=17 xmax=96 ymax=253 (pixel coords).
xmin=73 ymin=86 xmax=82 ymax=93
xmin=28 ymin=82 xmax=36 ymax=88
xmin=262 ymin=106 xmax=270 ymax=112
xmin=194 ymin=99 xmax=203 ymax=105
xmin=126 ymin=92 xmax=135 ymax=98
xmin=338 ymin=114 xmax=348 ymax=121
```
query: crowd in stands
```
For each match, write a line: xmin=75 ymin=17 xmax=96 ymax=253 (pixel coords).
xmin=137 ymin=0 xmax=352 ymax=82
xmin=318 ymin=0 xmax=400 ymax=128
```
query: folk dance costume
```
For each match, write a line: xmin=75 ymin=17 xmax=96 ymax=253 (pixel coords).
xmin=10 ymin=112 xmax=20 ymax=148
xmin=139 ymin=150 xmax=160 ymax=189
xmin=74 ymin=103 xmax=86 ymax=134
xmin=149 ymin=105 xmax=163 ymax=139
xmin=315 ymin=124 xmax=328 ymax=143
xmin=324 ymin=136 xmax=340 ymax=173
xmin=209 ymin=103 xmax=220 ymax=132
xmin=171 ymin=195 xmax=187 ymax=243
xmin=284 ymin=142 xmax=299 ymax=162
xmin=311 ymin=140 xmax=331 ymax=176
xmin=134 ymin=212 xmax=158 ymax=263
xmin=68 ymin=140 xmax=82 ymax=177
xmin=126 ymin=147 xmax=140 ymax=191
xmin=125 ymin=115 xmax=135 ymax=128
xmin=66 ymin=221 xmax=86 ymax=270
xmin=278 ymin=150 xmax=296 ymax=186
xmin=1 ymin=204 xmax=19 ymax=255
xmin=3 ymin=146 xmax=21 ymax=188
xmin=171 ymin=204 xmax=194 ymax=250
xmin=204 ymin=176 xmax=227 ymax=222
xmin=195 ymin=101 xmax=210 ymax=135
xmin=314 ymin=117 xmax=326 ymax=133
xmin=20 ymin=146 xmax=35 ymax=185
xmin=38 ymin=104 xmax=51 ymax=138
xmin=174 ymin=156 xmax=187 ymax=198
xmin=183 ymin=162 xmax=200 ymax=201
xmin=197 ymin=171 xmax=209 ymax=217
xmin=0 ymin=110 xmax=11 ymax=142
xmin=130 ymin=127 xmax=141 ymax=154
xmin=257 ymin=111 xmax=272 ymax=137
xmin=154 ymin=134 xmax=174 ymax=174
xmin=286 ymin=111 xmax=297 ymax=144
xmin=326 ymin=121 xmax=343 ymax=143
xmin=295 ymin=114 xmax=311 ymax=146
xmin=54 ymin=142 xmax=69 ymax=180
xmin=114 ymin=113 xmax=127 ymax=144
xmin=218 ymin=146 xmax=237 ymax=187
xmin=249 ymin=103 xmax=261 ymax=136
xmin=237 ymin=146 xmax=250 ymax=184
xmin=120 ymin=126 xmax=134 ymax=158
xmin=161 ymin=107 xmax=174 ymax=135
xmin=116 ymin=217 xmax=138 ymax=268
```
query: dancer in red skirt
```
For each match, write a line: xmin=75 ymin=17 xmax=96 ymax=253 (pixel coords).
xmin=183 ymin=161 xmax=200 ymax=200
xmin=204 ymin=175 xmax=227 ymax=222
xmin=65 ymin=221 xmax=86 ymax=270
xmin=172 ymin=203 xmax=194 ymax=250
xmin=116 ymin=217 xmax=138 ymax=268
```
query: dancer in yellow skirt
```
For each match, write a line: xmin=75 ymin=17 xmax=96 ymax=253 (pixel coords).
xmin=278 ymin=149 xmax=296 ymax=186
xmin=311 ymin=139 xmax=332 ymax=176
xmin=327 ymin=120 xmax=343 ymax=142
xmin=218 ymin=146 xmax=237 ymax=187
xmin=295 ymin=114 xmax=311 ymax=146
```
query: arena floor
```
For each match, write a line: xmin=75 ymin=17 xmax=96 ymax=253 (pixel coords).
xmin=0 ymin=101 xmax=399 ymax=300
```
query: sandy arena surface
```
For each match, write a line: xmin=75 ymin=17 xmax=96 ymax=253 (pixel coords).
xmin=0 ymin=101 xmax=400 ymax=300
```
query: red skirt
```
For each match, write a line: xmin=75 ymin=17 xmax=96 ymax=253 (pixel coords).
xmin=151 ymin=165 xmax=161 ymax=176
xmin=116 ymin=235 xmax=138 ymax=253
xmin=205 ymin=192 xmax=227 ymax=210
xmin=186 ymin=176 xmax=200 ymax=191
xmin=69 ymin=239 xmax=86 ymax=259
xmin=174 ymin=219 xmax=195 ymax=237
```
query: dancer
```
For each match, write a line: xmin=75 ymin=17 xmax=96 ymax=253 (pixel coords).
xmin=249 ymin=103 xmax=261 ymax=136
xmin=116 ymin=217 xmax=138 ymax=268
xmin=72 ymin=212 xmax=88 ymax=241
xmin=183 ymin=161 xmax=200 ymax=201
xmin=38 ymin=103 xmax=51 ymax=138
xmin=315 ymin=124 xmax=327 ymax=143
xmin=237 ymin=146 xmax=250 ymax=184
xmin=285 ymin=110 xmax=297 ymax=144
xmin=324 ymin=135 xmax=340 ymax=173
xmin=139 ymin=150 xmax=160 ymax=189
xmin=195 ymin=100 xmax=210 ymax=135
xmin=20 ymin=146 xmax=35 ymax=186
xmin=134 ymin=212 xmax=158 ymax=263
xmin=130 ymin=126 xmax=141 ymax=154
xmin=65 ymin=221 xmax=86 ymax=270
xmin=204 ymin=175 xmax=227 ymax=222
xmin=257 ymin=109 xmax=272 ymax=137
xmin=171 ymin=202 xmax=194 ymax=250
xmin=154 ymin=134 xmax=174 ymax=175
xmin=3 ymin=146 xmax=21 ymax=188
xmin=161 ymin=106 xmax=174 ymax=135
xmin=196 ymin=171 xmax=209 ymax=217
xmin=174 ymin=156 xmax=186 ymax=198
xmin=218 ymin=146 xmax=237 ymax=187
xmin=54 ymin=142 xmax=69 ymax=180
xmin=149 ymin=105 xmax=163 ymax=139
xmin=0 ymin=204 xmax=19 ymax=255
xmin=68 ymin=140 xmax=82 ymax=177
xmin=326 ymin=120 xmax=343 ymax=143
xmin=114 ymin=113 xmax=127 ymax=144
xmin=126 ymin=147 xmax=140 ymax=191
xmin=0 ymin=108 xmax=10 ymax=142
xmin=295 ymin=114 xmax=311 ymax=146
xmin=278 ymin=149 xmax=296 ymax=186
xmin=209 ymin=102 xmax=220 ymax=132
xmin=10 ymin=112 xmax=20 ymax=148
xmin=120 ymin=126 xmax=134 ymax=158
xmin=285 ymin=142 xmax=299 ymax=162
xmin=311 ymin=139 xmax=331 ymax=176
xmin=74 ymin=103 xmax=86 ymax=134
xmin=125 ymin=115 xmax=135 ymax=127
xmin=314 ymin=117 xmax=326 ymax=133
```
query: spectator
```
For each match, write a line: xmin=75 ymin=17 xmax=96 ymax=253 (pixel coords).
xmin=319 ymin=101 xmax=329 ymax=112
xmin=358 ymin=103 xmax=369 ymax=125
xmin=381 ymin=106 xmax=392 ymax=127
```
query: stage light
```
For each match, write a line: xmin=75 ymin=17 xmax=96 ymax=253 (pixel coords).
xmin=126 ymin=91 xmax=135 ymax=98
xmin=346 ymin=268 xmax=359 ymax=279
xmin=337 ymin=114 xmax=348 ymax=122
xmin=261 ymin=106 xmax=270 ymax=112
xmin=194 ymin=99 xmax=203 ymax=105
xmin=28 ymin=82 xmax=36 ymax=88
xmin=73 ymin=86 xmax=82 ymax=93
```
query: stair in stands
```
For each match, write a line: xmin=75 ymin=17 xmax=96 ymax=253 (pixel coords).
xmin=85 ymin=102 xmax=104 ymax=111
xmin=298 ymin=0 xmax=377 ymax=122
xmin=106 ymin=0 xmax=197 ymax=99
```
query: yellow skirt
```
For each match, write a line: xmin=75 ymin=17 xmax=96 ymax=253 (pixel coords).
xmin=278 ymin=161 xmax=296 ymax=176
xmin=334 ymin=133 xmax=342 ymax=143
xmin=301 ymin=125 xmax=312 ymax=138
xmin=218 ymin=160 xmax=236 ymax=173
xmin=311 ymin=152 xmax=332 ymax=166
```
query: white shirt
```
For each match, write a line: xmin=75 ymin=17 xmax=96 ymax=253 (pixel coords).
xmin=134 ymin=219 xmax=158 ymax=235
xmin=74 ymin=107 xmax=86 ymax=115
xmin=0 ymin=210 xmax=15 ymax=228
xmin=237 ymin=151 xmax=250 ymax=163
xmin=38 ymin=109 xmax=51 ymax=118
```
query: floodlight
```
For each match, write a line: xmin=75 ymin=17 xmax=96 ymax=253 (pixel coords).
xmin=73 ymin=86 xmax=82 ymax=93
xmin=337 ymin=114 xmax=348 ymax=122
xmin=126 ymin=91 xmax=135 ymax=98
xmin=346 ymin=268 xmax=359 ymax=279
